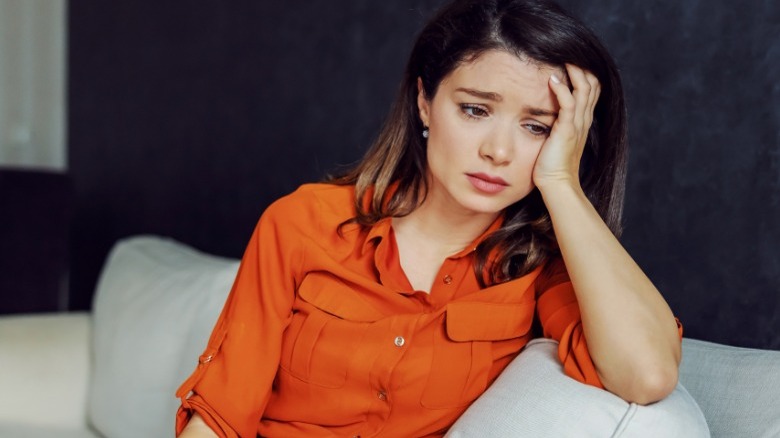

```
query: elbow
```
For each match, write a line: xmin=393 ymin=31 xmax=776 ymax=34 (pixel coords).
xmin=611 ymin=338 xmax=682 ymax=405
xmin=630 ymin=340 xmax=682 ymax=405
xmin=600 ymin=359 xmax=680 ymax=405
xmin=627 ymin=365 xmax=679 ymax=405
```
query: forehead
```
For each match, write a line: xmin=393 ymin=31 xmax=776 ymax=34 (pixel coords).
xmin=439 ymin=50 xmax=563 ymax=106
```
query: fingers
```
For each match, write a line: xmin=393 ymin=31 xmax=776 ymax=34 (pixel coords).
xmin=538 ymin=66 xmax=599 ymax=186
xmin=565 ymin=65 xmax=589 ymax=132
xmin=565 ymin=64 xmax=601 ymax=133
xmin=549 ymin=65 xmax=601 ymax=147
xmin=582 ymin=67 xmax=601 ymax=129
xmin=548 ymin=72 xmax=575 ymax=133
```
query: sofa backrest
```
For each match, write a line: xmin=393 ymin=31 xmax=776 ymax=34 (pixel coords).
xmin=88 ymin=235 xmax=238 ymax=438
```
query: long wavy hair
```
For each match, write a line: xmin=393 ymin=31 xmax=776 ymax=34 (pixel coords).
xmin=331 ymin=0 xmax=628 ymax=287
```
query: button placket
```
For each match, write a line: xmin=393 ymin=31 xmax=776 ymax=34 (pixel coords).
xmin=431 ymin=257 xmax=468 ymax=302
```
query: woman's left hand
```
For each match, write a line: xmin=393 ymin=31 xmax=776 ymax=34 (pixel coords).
xmin=532 ymin=64 xmax=601 ymax=190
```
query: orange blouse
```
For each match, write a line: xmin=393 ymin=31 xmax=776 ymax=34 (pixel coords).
xmin=175 ymin=183 xmax=604 ymax=438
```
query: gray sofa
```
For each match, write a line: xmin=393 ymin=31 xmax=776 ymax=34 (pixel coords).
xmin=1 ymin=236 xmax=778 ymax=437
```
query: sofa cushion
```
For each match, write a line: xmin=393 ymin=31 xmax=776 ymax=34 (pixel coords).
xmin=0 ymin=423 xmax=101 ymax=438
xmin=0 ymin=313 xmax=91 ymax=429
xmin=446 ymin=338 xmax=709 ymax=438
xmin=88 ymin=236 xmax=238 ymax=438
xmin=680 ymin=337 xmax=780 ymax=438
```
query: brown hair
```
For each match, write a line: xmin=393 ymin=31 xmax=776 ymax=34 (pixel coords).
xmin=331 ymin=0 xmax=628 ymax=286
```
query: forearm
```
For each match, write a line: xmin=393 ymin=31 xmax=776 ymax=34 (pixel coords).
xmin=539 ymin=180 xmax=681 ymax=404
xmin=179 ymin=413 xmax=219 ymax=438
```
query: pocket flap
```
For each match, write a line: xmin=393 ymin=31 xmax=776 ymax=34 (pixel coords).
xmin=445 ymin=301 xmax=535 ymax=342
xmin=297 ymin=272 xmax=388 ymax=322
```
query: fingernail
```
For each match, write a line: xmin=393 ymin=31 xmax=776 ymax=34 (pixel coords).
xmin=550 ymin=74 xmax=561 ymax=84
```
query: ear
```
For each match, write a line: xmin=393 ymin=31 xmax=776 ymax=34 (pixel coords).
xmin=416 ymin=77 xmax=430 ymax=127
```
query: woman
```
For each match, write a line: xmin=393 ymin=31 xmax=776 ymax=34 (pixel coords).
xmin=177 ymin=0 xmax=683 ymax=436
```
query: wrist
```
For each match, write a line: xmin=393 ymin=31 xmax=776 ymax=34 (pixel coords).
xmin=534 ymin=175 xmax=584 ymax=197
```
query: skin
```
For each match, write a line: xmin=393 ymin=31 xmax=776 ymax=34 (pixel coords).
xmin=180 ymin=49 xmax=681 ymax=436
xmin=179 ymin=413 xmax=217 ymax=438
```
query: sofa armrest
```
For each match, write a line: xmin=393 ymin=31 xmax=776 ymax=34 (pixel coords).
xmin=0 ymin=312 xmax=91 ymax=429
xmin=680 ymin=337 xmax=780 ymax=438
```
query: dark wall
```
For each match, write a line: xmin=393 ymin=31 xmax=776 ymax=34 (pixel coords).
xmin=558 ymin=0 xmax=780 ymax=349
xmin=68 ymin=0 xmax=443 ymax=308
xmin=0 ymin=169 xmax=70 ymax=313
xmin=68 ymin=1 xmax=779 ymax=349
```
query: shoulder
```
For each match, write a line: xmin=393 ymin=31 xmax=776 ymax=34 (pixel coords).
xmin=266 ymin=183 xmax=355 ymax=217
xmin=261 ymin=183 xmax=357 ymax=235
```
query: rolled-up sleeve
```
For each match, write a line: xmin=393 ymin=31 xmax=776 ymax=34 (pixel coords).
xmin=175 ymin=198 xmax=303 ymax=437
xmin=535 ymin=259 xmax=603 ymax=388
xmin=534 ymin=259 xmax=683 ymax=389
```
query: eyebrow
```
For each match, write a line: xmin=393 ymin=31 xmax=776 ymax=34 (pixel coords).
xmin=526 ymin=107 xmax=558 ymax=118
xmin=455 ymin=87 xmax=502 ymax=102
xmin=455 ymin=87 xmax=557 ymax=117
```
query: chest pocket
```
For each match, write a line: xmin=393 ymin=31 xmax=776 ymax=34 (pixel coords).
xmin=279 ymin=272 xmax=377 ymax=388
xmin=279 ymin=308 xmax=363 ymax=388
xmin=420 ymin=300 xmax=535 ymax=409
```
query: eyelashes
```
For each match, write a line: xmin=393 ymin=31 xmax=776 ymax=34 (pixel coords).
xmin=458 ymin=103 xmax=551 ymax=137
xmin=460 ymin=103 xmax=489 ymax=118
xmin=524 ymin=123 xmax=551 ymax=137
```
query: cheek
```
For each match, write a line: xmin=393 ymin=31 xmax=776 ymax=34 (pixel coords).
xmin=430 ymin=110 xmax=463 ymax=142
xmin=509 ymin=141 xmax=545 ymax=192
xmin=426 ymin=114 xmax=472 ymax=160
xmin=424 ymin=136 xmax=451 ymax=181
xmin=518 ymin=140 xmax=545 ymax=168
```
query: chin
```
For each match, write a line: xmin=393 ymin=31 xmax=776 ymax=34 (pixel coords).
xmin=455 ymin=195 xmax=512 ymax=216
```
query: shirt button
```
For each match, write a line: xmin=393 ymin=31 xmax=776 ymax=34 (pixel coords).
xmin=443 ymin=275 xmax=453 ymax=284
xmin=377 ymin=390 xmax=387 ymax=401
xmin=394 ymin=336 xmax=405 ymax=347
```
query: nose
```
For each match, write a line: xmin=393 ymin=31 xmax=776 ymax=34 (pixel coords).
xmin=478 ymin=124 xmax=514 ymax=165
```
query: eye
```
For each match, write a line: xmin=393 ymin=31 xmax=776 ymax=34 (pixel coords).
xmin=460 ymin=104 xmax=489 ymax=119
xmin=523 ymin=123 xmax=551 ymax=137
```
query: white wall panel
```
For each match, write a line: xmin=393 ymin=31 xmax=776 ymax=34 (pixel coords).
xmin=0 ymin=0 xmax=66 ymax=171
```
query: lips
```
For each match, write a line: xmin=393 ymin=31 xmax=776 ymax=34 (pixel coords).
xmin=466 ymin=172 xmax=509 ymax=194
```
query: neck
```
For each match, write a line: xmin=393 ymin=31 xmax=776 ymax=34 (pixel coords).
xmin=393 ymin=189 xmax=500 ymax=256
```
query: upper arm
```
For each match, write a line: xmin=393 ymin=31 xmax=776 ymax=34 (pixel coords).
xmin=535 ymin=258 xmax=603 ymax=388
xmin=176 ymin=198 xmax=306 ymax=437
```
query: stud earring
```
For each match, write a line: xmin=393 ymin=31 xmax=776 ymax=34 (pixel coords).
xmin=422 ymin=128 xmax=429 ymax=139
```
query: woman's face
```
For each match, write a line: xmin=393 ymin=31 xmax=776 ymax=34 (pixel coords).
xmin=418 ymin=49 xmax=562 ymax=218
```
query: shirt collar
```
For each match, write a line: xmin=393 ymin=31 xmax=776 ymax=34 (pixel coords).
xmin=361 ymin=216 xmax=392 ymax=256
